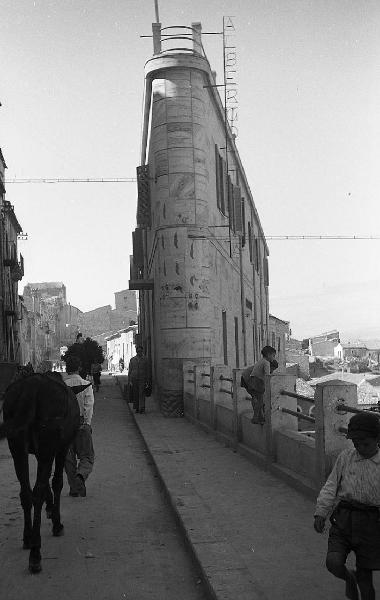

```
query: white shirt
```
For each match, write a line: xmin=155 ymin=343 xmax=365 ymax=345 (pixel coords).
xmin=315 ymin=447 xmax=380 ymax=518
xmin=250 ymin=358 xmax=271 ymax=380
xmin=62 ymin=372 xmax=94 ymax=426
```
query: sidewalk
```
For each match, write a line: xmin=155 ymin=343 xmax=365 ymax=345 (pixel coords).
xmin=119 ymin=381 xmax=379 ymax=600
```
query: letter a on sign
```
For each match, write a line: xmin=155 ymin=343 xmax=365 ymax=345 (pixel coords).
xmin=224 ymin=16 xmax=235 ymax=31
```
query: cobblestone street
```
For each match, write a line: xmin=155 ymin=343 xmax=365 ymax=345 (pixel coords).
xmin=0 ymin=377 xmax=207 ymax=600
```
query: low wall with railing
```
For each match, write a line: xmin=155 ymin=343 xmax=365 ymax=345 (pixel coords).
xmin=183 ymin=363 xmax=362 ymax=495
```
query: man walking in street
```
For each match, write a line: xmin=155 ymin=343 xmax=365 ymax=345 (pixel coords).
xmin=128 ymin=345 xmax=150 ymax=414
xmin=91 ymin=361 xmax=102 ymax=392
xmin=63 ymin=355 xmax=95 ymax=497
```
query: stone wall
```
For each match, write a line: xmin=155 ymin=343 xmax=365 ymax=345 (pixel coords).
xmin=286 ymin=351 xmax=310 ymax=379
xmin=82 ymin=305 xmax=112 ymax=338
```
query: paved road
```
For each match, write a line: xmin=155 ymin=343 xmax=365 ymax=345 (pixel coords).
xmin=0 ymin=377 xmax=208 ymax=600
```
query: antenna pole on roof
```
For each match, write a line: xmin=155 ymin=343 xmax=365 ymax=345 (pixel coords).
xmin=154 ymin=0 xmax=160 ymax=22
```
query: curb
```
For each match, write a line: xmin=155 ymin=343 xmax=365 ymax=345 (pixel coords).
xmin=116 ymin=377 xmax=267 ymax=600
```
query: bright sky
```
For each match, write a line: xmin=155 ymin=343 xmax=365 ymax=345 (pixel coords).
xmin=1 ymin=0 xmax=379 ymax=340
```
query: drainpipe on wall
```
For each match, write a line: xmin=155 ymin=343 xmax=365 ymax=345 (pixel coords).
xmin=238 ymin=237 xmax=247 ymax=366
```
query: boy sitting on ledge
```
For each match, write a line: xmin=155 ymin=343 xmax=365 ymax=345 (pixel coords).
xmin=241 ymin=345 xmax=277 ymax=425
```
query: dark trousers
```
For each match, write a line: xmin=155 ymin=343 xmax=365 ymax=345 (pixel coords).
xmin=131 ymin=381 xmax=145 ymax=412
xmin=65 ymin=424 xmax=95 ymax=492
xmin=92 ymin=372 xmax=101 ymax=391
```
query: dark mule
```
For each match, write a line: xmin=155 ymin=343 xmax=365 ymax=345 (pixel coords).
xmin=0 ymin=370 xmax=82 ymax=573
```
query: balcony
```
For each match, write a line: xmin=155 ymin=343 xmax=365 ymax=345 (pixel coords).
xmin=129 ymin=279 xmax=154 ymax=291
xmin=152 ymin=24 xmax=205 ymax=58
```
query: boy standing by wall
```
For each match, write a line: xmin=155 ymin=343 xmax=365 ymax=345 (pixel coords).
xmin=314 ymin=412 xmax=380 ymax=600
xmin=241 ymin=346 xmax=277 ymax=424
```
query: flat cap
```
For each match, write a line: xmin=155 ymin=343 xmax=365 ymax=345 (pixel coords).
xmin=347 ymin=412 xmax=380 ymax=439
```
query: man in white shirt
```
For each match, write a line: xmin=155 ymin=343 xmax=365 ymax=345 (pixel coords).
xmin=63 ymin=355 xmax=95 ymax=497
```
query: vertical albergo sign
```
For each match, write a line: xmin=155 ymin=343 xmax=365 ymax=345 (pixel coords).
xmin=223 ymin=16 xmax=238 ymax=138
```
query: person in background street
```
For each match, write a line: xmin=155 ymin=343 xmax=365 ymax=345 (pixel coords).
xmin=314 ymin=412 xmax=380 ymax=600
xmin=128 ymin=346 xmax=150 ymax=414
xmin=241 ymin=346 xmax=277 ymax=425
xmin=119 ymin=357 xmax=125 ymax=372
xmin=91 ymin=361 xmax=102 ymax=392
xmin=63 ymin=355 xmax=95 ymax=497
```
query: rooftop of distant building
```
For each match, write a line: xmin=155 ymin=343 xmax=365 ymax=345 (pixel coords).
xmin=26 ymin=282 xmax=65 ymax=290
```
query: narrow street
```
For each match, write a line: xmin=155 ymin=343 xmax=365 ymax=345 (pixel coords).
xmin=0 ymin=377 xmax=208 ymax=600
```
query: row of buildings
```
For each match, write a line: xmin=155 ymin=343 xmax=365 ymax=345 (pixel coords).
xmin=19 ymin=283 xmax=138 ymax=368
xmin=128 ymin=23 xmax=290 ymax=415
xmin=0 ymin=149 xmax=138 ymax=392
xmin=0 ymin=148 xmax=24 ymax=391
xmin=302 ymin=329 xmax=380 ymax=366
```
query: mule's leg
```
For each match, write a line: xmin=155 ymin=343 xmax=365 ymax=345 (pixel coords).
xmin=8 ymin=440 xmax=33 ymax=549
xmin=29 ymin=456 xmax=54 ymax=574
xmin=45 ymin=483 xmax=54 ymax=519
xmin=50 ymin=449 xmax=67 ymax=537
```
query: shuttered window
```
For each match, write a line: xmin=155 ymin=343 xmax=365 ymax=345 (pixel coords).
xmin=248 ymin=222 xmax=253 ymax=263
xmin=264 ymin=257 xmax=269 ymax=286
xmin=241 ymin=198 xmax=246 ymax=246
xmin=233 ymin=186 xmax=243 ymax=233
xmin=222 ymin=311 xmax=228 ymax=365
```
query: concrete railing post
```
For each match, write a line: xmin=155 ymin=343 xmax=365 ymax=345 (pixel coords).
xmin=152 ymin=22 xmax=162 ymax=55
xmin=211 ymin=365 xmax=228 ymax=431
xmin=194 ymin=365 xmax=203 ymax=421
xmin=210 ymin=366 xmax=216 ymax=430
xmin=315 ymin=380 xmax=358 ymax=487
xmin=265 ymin=374 xmax=297 ymax=462
xmin=232 ymin=369 xmax=240 ymax=448
xmin=197 ymin=363 xmax=211 ymax=426
xmin=183 ymin=361 xmax=196 ymax=419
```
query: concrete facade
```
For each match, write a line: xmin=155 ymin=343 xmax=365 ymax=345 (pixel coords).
xmin=130 ymin=24 xmax=269 ymax=415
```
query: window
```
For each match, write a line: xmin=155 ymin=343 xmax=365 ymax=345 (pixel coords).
xmin=215 ymin=144 xmax=226 ymax=215
xmin=219 ymin=155 xmax=226 ymax=215
xmin=254 ymin=237 xmax=260 ymax=272
xmin=278 ymin=337 xmax=281 ymax=353
xmin=241 ymin=199 xmax=246 ymax=247
xmin=234 ymin=317 xmax=239 ymax=368
xmin=271 ymin=332 xmax=275 ymax=348
xmin=227 ymin=176 xmax=234 ymax=230
xmin=233 ymin=186 xmax=243 ymax=234
xmin=248 ymin=222 xmax=252 ymax=262
xmin=222 ymin=311 xmax=228 ymax=365
xmin=264 ymin=257 xmax=269 ymax=286
xmin=215 ymin=144 xmax=221 ymax=211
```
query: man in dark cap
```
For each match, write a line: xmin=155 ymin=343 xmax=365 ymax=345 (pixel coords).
xmin=314 ymin=411 xmax=380 ymax=600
